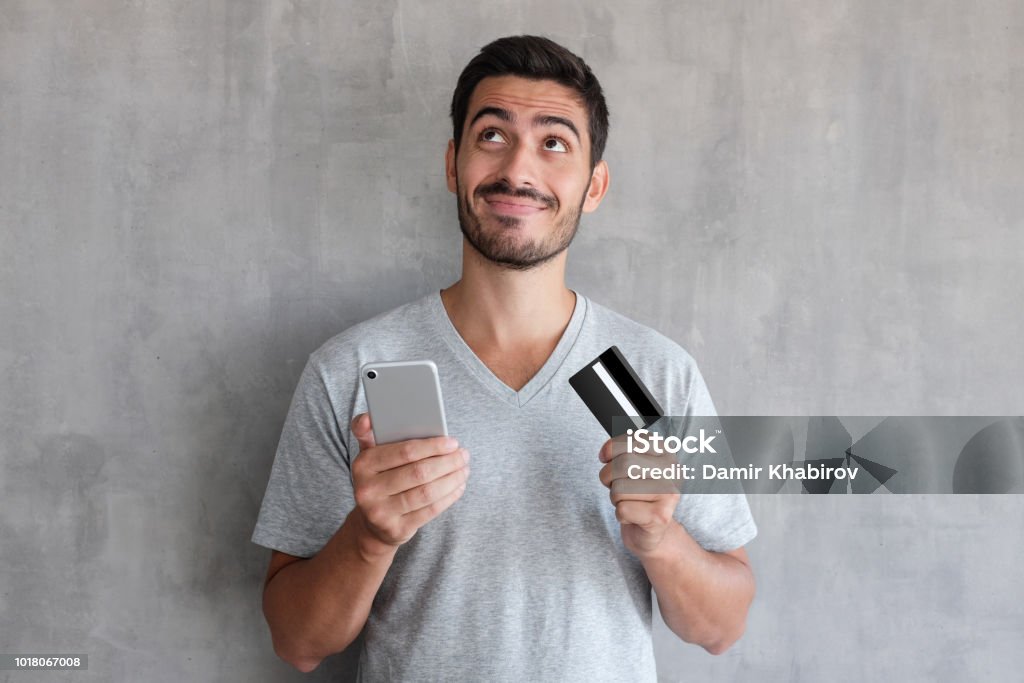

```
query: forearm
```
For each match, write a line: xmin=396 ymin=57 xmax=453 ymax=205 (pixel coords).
xmin=262 ymin=507 xmax=397 ymax=670
xmin=640 ymin=522 xmax=755 ymax=654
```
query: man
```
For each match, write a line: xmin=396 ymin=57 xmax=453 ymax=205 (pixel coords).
xmin=251 ymin=35 xmax=757 ymax=681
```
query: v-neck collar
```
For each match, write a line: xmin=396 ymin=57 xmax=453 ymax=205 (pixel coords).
xmin=428 ymin=288 xmax=588 ymax=407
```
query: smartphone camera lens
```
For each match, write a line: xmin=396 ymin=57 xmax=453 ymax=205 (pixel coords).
xmin=367 ymin=370 xmax=377 ymax=380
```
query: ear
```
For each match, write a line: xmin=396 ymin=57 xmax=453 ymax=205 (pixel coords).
xmin=445 ymin=139 xmax=457 ymax=194
xmin=582 ymin=159 xmax=610 ymax=213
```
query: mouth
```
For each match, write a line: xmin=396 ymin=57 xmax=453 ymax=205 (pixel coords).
xmin=483 ymin=195 xmax=549 ymax=217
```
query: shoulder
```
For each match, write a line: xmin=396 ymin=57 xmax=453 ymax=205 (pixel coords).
xmin=582 ymin=295 xmax=700 ymax=368
xmin=286 ymin=293 xmax=439 ymax=451
xmin=579 ymin=294 xmax=709 ymax=414
xmin=306 ymin=292 xmax=437 ymax=379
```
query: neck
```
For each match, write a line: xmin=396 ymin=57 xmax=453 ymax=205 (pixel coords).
xmin=440 ymin=238 xmax=576 ymax=350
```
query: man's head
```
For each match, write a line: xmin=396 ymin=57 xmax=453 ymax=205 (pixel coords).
xmin=450 ymin=35 xmax=610 ymax=171
xmin=446 ymin=36 xmax=611 ymax=271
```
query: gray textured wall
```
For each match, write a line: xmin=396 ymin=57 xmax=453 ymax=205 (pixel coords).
xmin=2 ymin=1 xmax=1022 ymax=681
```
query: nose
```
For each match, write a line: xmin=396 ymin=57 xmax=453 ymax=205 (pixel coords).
xmin=497 ymin=139 xmax=538 ymax=188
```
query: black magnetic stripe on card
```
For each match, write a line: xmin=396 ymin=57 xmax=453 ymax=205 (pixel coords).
xmin=598 ymin=346 xmax=664 ymax=419
xmin=591 ymin=360 xmax=647 ymax=429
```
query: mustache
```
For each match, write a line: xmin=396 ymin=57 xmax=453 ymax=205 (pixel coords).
xmin=475 ymin=181 xmax=557 ymax=209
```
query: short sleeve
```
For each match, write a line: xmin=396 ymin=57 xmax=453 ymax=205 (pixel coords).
xmin=671 ymin=360 xmax=758 ymax=553
xmin=250 ymin=357 xmax=356 ymax=558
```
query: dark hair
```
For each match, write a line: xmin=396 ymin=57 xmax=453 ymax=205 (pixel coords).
xmin=450 ymin=35 xmax=609 ymax=169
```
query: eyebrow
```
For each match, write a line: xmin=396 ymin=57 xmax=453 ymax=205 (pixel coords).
xmin=468 ymin=106 xmax=581 ymax=144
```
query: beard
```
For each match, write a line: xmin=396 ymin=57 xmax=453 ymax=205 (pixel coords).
xmin=456 ymin=177 xmax=587 ymax=271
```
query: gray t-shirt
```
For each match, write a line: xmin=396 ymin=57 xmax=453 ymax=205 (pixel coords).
xmin=251 ymin=290 xmax=757 ymax=682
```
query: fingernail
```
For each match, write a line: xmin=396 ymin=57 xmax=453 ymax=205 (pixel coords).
xmin=447 ymin=437 xmax=459 ymax=450
xmin=463 ymin=449 xmax=470 ymax=464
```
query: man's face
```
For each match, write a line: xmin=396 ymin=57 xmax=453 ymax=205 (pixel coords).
xmin=446 ymin=75 xmax=609 ymax=271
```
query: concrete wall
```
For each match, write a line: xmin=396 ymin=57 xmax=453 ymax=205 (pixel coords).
xmin=2 ymin=1 xmax=1022 ymax=680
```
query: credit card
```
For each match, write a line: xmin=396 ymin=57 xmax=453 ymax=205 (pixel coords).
xmin=568 ymin=345 xmax=664 ymax=437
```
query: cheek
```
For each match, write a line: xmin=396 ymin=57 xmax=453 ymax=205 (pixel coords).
xmin=457 ymin=156 xmax=492 ymax=188
xmin=555 ymin=179 xmax=591 ymax=206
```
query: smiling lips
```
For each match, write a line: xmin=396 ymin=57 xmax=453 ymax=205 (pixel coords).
xmin=484 ymin=196 xmax=548 ymax=216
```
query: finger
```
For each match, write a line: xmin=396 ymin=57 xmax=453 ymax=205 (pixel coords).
xmin=352 ymin=413 xmax=376 ymax=452
xmin=614 ymin=500 xmax=660 ymax=527
xmin=600 ymin=454 xmax=646 ymax=485
xmin=370 ymin=435 xmax=462 ymax=473
xmin=375 ymin=449 xmax=469 ymax=496
xmin=611 ymin=473 xmax=680 ymax=497
xmin=399 ymin=467 xmax=469 ymax=521
xmin=598 ymin=435 xmax=631 ymax=463
xmin=600 ymin=459 xmax=647 ymax=491
xmin=610 ymin=490 xmax=670 ymax=506
xmin=616 ymin=498 xmax=678 ymax=528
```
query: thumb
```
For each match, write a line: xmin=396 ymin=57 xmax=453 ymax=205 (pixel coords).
xmin=352 ymin=412 xmax=377 ymax=452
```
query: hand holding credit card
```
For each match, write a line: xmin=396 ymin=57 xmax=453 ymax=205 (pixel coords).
xmin=569 ymin=346 xmax=664 ymax=437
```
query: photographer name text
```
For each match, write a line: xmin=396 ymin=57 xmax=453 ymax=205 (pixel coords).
xmin=624 ymin=428 xmax=859 ymax=482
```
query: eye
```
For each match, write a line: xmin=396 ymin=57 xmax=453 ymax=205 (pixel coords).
xmin=480 ymin=128 xmax=507 ymax=144
xmin=543 ymin=137 xmax=569 ymax=153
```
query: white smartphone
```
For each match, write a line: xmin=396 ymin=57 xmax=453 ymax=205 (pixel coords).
xmin=360 ymin=360 xmax=448 ymax=444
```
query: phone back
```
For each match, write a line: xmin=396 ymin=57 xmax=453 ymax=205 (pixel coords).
xmin=361 ymin=360 xmax=448 ymax=444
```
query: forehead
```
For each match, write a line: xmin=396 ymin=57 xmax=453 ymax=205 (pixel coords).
xmin=466 ymin=75 xmax=588 ymax=133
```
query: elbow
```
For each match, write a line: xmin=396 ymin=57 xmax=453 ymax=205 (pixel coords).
xmin=702 ymin=622 xmax=745 ymax=656
xmin=287 ymin=656 xmax=323 ymax=674
xmin=693 ymin=588 xmax=755 ymax=655
xmin=269 ymin=625 xmax=357 ymax=672
xmin=266 ymin=616 xmax=356 ymax=673
xmin=262 ymin=587 xmax=343 ymax=673
xmin=672 ymin=618 xmax=745 ymax=656
xmin=272 ymin=638 xmax=324 ymax=673
xmin=700 ymin=587 xmax=754 ymax=655
xmin=264 ymin=605 xmax=331 ymax=673
xmin=703 ymin=566 xmax=755 ymax=655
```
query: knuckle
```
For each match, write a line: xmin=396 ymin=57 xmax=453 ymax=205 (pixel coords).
xmin=425 ymin=496 xmax=449 ymax=518
xmin=399 ymin=442 xmax=416 ymax=463
xmin=449 ymin=450 xmax=464 ymax=467
xmin=398 ymin=486 xmax=427 ymax=512
xmin=386 ymin=521 xmax=404 ymax=540
xmin=409 ymin=461 xmax=429 ymax=484
xmin=351 ymin=455 xmax=367 ymax=477
xmin=363 ymin=507 xmax=383 ymax=529
xmin=416 ymin=481 xmax=434 ymax=506
xmin=353 ymin=485 xmax=372 ymax=508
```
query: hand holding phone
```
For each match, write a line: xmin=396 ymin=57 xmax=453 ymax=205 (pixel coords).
xmin=350 ymin=361 xmax=466 ymax=548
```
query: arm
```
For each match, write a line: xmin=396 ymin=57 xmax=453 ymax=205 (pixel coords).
xmin=630 ymin=358 xmax=755 ymax=651
xmin=638 ymin=525 xmax=755 ymax=654
xmin=261 ymin=509 xmax=398 ymax=672
xmin=598 ymin=438 xmax=755 ymax=655
xmin=261 ymin=413 xmax=469 ymax=672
